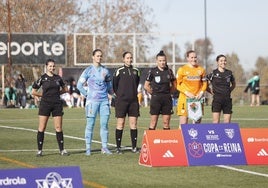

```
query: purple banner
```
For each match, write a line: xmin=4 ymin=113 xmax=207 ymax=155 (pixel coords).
xmin=0 ymin=166 xmax=83 ymax=187
xmin=181 ymin=123 xmax=246 ymax=166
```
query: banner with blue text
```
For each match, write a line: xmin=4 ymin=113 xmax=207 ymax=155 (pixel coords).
xmin=0 ymin=166 xmax=83 ymax=187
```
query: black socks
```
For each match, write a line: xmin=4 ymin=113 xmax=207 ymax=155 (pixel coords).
xmin=37 ymin=131 xmax=44 ymax=150
xmin=37 ymin=131 xmax=64 ymax=151
xmin=116 ymin=129 xmax=138 ymax=149
xmin=56 ymin=131 xmax=64 ymax=151
xmin=115 ymin=129 xmax=123 ymax=148
xmin=130 ymin=129 xmax=138 ymax=149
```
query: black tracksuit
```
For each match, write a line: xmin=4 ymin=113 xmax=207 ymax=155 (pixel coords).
xmin=113 ymin=65 xmax=140 ymax=102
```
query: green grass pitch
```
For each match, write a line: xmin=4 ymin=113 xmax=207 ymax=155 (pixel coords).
xmin=0 ymin=106 xmax=268 ymax=188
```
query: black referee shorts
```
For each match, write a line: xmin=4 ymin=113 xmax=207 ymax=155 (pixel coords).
xmin=150 ymin=94 xmax=173 ymax=115
xmin=115 ymin=99 xmax=140 ymax=118
xmin=251 ymin=89 xmax=260 ymax=95
xmin=212 ymin=97 xmax=232 ymax=114
xmin=39 ymin=100 xmax=64 ymax=117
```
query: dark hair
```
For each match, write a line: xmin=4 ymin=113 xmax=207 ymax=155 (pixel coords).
xmin=18 ymin=74 xmax=24 ymax=80
xmin=216 ymin=54 xmax=226 ymax=62
xmin=253 ymin=71 xmax=259 ymax=76
xmin=156 ymin=50 xmax=166 ymax=58
xmin=92 ymin=49 xmax=102 ymax=56
xmin=45 ymin=58 xmax=55 ymax=65
xmin=186 ymin=50 xmax=195 ymax=57
xmin=122 ymin=51 xmax=132 ymax=58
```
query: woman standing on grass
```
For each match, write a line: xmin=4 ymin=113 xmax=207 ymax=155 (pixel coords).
xmin=113 ymin=51 xmax=140 ymax=154
xmin=206 ymin=54 xmax=236 ymax=123
xmin=176 ymin=50 xmax=207 ymax=126
xmin=144 ymin=50 xmax=177 ymax=130
xmin=77 ymin=49 xmax=114 ymax=156
xmin=32 ymin=59 xmax=69 ymax=157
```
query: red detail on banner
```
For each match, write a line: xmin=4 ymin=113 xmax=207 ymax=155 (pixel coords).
xmin=240 ymin=128 xmax=268 ymax=165
xmin=139 ymin=130 xmax=188 ymax=167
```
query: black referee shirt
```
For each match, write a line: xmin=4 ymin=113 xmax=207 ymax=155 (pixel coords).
xmin=32 ymin=73 xmax=65 ymax=102
xmin=145 ymin=66 xmax=175 ymax=95
xmin=206 ymin=68 xmax=235 ymax=97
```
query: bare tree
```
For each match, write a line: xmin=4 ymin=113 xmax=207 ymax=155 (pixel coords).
xmin=76 ymin=0 xmax=155 ymax=63
xmin=0 ymin=0 xmax=155 ymax=67
xmin=0 ymin=0 xmax=80 ymax=33
xmin=226 ymin=53 xmax=246 ymax=83
xmin=193 ymin=38 xmax=214 ymax=69
xmin=255 ymin=57 xmax=268 ymax=80
xmin=160 ymin=42 xmax=182 ymax=63
xmin=225 ymin=53 xmax=246 ymax=103
xmin=184 ymin=38 xmax=214 ymax=72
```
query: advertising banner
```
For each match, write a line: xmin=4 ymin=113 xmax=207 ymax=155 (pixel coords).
xmin=0 ymin=166 xmax=83 ymax=188
xmin=139 ymin=130 xmax=188 ymax=167
xmin=240 ymin=128 xmax=268 ymax=165
xmin=0 ymin=33 xmax=66 ymax=64
xmin=181 ymin=123 xmax=247 ymax=166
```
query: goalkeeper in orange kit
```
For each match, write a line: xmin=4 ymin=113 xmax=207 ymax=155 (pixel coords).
xmin=176 ymin=50 xmax=207 ymax=127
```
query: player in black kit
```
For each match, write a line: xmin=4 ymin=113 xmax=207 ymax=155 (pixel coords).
xmin=32 ymin=59 xmax=69 ymax=157
xmin=113 ymin=51 xmax=140 ymax=154
xmin=144 ymin=50 xmax=177 ymax=130
xmin=206 ymin=54 xmax=236 ymax=123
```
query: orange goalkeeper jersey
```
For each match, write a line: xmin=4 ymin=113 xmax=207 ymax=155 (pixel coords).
xmin=176 ymin=64 xmax=207 ymax=95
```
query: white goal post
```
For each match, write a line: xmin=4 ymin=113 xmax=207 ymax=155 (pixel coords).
xmin=73 ymin=32 xmax=194 ymax=73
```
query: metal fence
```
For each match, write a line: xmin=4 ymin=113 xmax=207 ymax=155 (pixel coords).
xmin=73 ymin=32 xmax=194 ymax=73
xmin=1 ymin=32 xmax=268 ymax=106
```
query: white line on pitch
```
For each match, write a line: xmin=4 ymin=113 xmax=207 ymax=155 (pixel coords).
xmin=1 ymin=118 xmax=268 ymax=122
xmin=1 ymin=125 xmax=267 ymax=178
xmin=217 ymin=165 xmax=268 ymax=178
xmin=0 ymin=149 xmax=85 ymax=152
xmin=0 ymin=125 xmax=116 ymax=147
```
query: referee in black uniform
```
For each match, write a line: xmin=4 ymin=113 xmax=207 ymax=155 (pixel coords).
xmin=113 ymin=51 xmax=140 ymax=154
xmin=206 ymin=54 xmax=236 ymax=123
xmin=32 ymin=59 xmax=69 ymax=157
xmin=144 ymin=50 xmax=177 ymax=130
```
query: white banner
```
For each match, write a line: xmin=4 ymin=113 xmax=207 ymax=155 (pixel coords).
xmin=187 ymin=98 xmax=202 ymax=121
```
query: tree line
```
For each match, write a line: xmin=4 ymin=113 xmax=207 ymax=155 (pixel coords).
xmin=0 ymin=0 xmax=267 ymax=101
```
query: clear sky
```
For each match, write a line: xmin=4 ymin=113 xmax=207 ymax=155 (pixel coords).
xmin=145 ymin=0 xmax=268 ymax=71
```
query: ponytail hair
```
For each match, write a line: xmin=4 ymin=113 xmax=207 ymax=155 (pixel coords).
xmin=45 ymin=58 xmax=55 ymax=66
xmin=156 ymin=50 xmax=166 ymax=58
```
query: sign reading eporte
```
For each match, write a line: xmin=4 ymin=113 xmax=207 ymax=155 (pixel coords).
xmin=0 ymin=33 xmax=66 ymax=64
